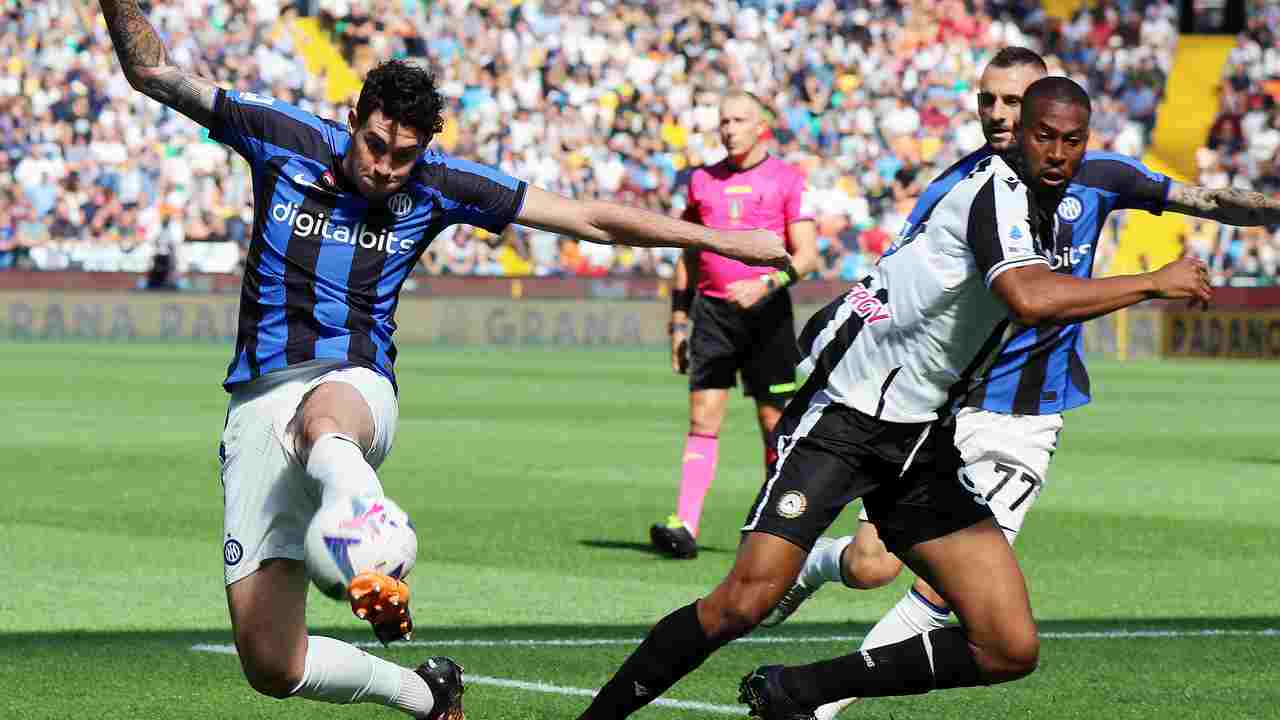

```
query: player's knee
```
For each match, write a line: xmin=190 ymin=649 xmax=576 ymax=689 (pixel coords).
xmin=688 ymin=415 xmax=722 ymax=437
xmin=976 ymin=629 xmax=1040 ymax=682
xmin=701 ymin=583 xmax=772 ymax=640
xmin=235 ymin=632 xmax=303 ymax=699
xmin=844 ymin=541 xmax=901 ymax=589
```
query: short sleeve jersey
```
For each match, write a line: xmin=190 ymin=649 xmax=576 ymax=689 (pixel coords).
xmin=683 ymin=156 xmax=811 ymax=298
xmin=893 ymin=147 xmax=1170 ymax=415
xmin=793 ymin=154 xmax=1046 ymax=423
xmin=208 ymin=89 xmax=527 ymax=390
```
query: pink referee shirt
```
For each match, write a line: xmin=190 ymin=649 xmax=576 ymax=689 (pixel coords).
xmin=682 ymin=155 xmax=811 ymax=299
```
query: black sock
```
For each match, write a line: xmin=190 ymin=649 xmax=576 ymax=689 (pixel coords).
xmin=777 ymin=627 xmax=983 ymax=707
xmin=579 ymin=602 xmax=723 ymax=719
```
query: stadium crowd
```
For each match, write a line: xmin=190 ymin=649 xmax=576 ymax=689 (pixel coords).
xmin=2 ymin=0 xmax=1277 ymax=286
xmin=1193 ymin=0 xmax=1280 ymax=285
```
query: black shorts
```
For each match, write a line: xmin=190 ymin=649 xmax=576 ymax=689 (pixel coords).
xmin=689 ymin=291 xmax=800 ymax=402
xmin=742 ymin=402 xmax=993 ymax=555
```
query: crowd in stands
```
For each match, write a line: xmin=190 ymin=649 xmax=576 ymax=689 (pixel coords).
xmin=1195 ymin=0 xmax=1280 ymax=286
xmin=2 ymin=0 xmax=1275 ymax=286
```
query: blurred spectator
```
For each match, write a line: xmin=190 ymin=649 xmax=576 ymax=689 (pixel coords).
xmin=9 ymin=0 xmax=1244 ymax=285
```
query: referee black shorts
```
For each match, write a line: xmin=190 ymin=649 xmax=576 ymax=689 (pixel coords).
xmin=742 ymin=403 xmax=993 ymax=555
xmin=688 ymin=291 xmax=800 ymax=403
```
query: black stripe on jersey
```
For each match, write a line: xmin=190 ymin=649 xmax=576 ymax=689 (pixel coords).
xmin=1074 ymin=159 xmax=1169 ymax=212
xmin=797 ymin=278 xmax=868 ymax=354
xmin=874 ymin=366 xmax=903 ymax=420
xmin=282 ymin=191 xmax=334 ymax=365
xmin=378 ymin=218 xmax=450 ymax=372
xmin=343 ymin=206 xmax=397 ymax=368
xmin=1011 ymin=327 xmax=1053 ymax=414
xmin=941 ymin=319 xmax=1011 ymax=416
xmin=779 ymin=302 xmax=866 ymax=437
xmin=966 ymin=178 xmax=1003 ymax=278
xmin=1068 ymin=348 xmax=1090 ymax=399
xmin=234 ymin=159 xmax=289 ymax=380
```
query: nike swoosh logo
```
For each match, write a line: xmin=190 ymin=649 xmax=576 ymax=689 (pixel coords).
xmin=293 ymin=172 xmax=330 ymax=193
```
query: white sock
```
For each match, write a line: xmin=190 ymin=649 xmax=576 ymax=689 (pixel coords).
xmin=860 ymin=587 xmax=951 ymax=650
xmin=291 ymin=636 xmax=434 ymax=717
xmin=801 ymin=535 xmax=853 ymax=587
xmin=814 ymin=588 xmax=952 ymax=719
xmin=306 ymin=433 xmax=384 ymax=505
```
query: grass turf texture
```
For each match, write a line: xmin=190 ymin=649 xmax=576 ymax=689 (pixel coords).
xmin=2 ymin=342 xmax=1278 ymax=718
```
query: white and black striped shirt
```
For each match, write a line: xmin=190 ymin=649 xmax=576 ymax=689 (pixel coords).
xmin=795 ymin=154 xmax=1049 ymax=423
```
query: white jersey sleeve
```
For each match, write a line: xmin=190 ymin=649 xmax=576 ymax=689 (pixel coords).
xmin=966 ymin=171 xmax=1050 ymax=287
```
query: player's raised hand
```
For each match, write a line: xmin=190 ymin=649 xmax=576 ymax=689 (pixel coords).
xmin=1149 ymin=255 xmax=1213 ymax=309
xmin=708 ymin=228 xmax=789 ymax=268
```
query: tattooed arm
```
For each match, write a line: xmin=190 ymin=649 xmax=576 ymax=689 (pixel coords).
xmin=99 ymin=0 xmax=220 ymax=128
xmin=1166 ymin=182 xmax=1280 ymax=226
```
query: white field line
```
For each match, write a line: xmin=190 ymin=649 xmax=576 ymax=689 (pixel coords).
xmin=193 ymin=628 xmax=1280 ymax=714
xmin=193 ymin=626 xmax=1280 ymax=657
xmin=191 ymin=642 xmax=745 ymax=715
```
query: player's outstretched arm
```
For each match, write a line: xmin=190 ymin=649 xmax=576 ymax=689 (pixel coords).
xmin=991 ymin=255 xmax=1212 ymax=326
xmin=99 ymin=0 xmax=220 ymax=128
xmin=1165 ymin=182 xmax=1280 ymax=226
xmin=515 ymin=186 xmax=789 ymax=268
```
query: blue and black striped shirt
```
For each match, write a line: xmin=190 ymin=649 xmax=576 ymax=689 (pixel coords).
xmin=209 ymin=90 xmax=527 ymax=390
xmin=897 ymin=148 xmax=1170 ymax=415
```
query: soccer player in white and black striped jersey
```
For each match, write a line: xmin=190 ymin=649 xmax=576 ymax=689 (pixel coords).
xmin=576 ymin=78 xmax=1212 ymax=720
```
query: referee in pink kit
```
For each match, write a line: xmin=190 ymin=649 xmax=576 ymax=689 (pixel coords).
xmin=652 ymin=91 xmax=819 ymax=559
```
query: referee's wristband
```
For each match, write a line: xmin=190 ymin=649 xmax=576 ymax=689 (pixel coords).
xmin=762 ymin=263 xmax=800 ymax=292
xmin=671 ymin=287 xmax=694 ymax=314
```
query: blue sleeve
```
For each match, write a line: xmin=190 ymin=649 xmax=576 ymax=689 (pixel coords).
xmin=1075 ymin=152 xmax=1171 ymax=215
xmin=209 ymin=89 xmax=331 ymax=168
xmin=418 ymin=152 xmax=528 ymax=233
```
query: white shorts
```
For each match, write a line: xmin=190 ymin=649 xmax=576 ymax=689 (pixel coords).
xmin=858 ymin=407 xmax=1063 ymax=544
xmin=219 ymin=361 xmax=399 ymax=586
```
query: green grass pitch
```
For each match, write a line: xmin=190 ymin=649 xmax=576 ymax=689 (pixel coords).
xmin=2 ymin=342 xmax=1278 ymax=718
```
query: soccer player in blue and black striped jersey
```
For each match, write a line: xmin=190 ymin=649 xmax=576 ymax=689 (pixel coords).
xmin=99 ymin=2 xmax=787 ymax=718
xmin=758 ymin=47 xmax=1280 ymax=720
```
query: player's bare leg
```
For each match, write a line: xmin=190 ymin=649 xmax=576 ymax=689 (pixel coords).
xmin=579 ymin=532 xmax=805 ymax=719
xmin=652 ymin=388 xmax=731 ymax=558
xmin=762 ymin=517 xmax=904 ymax=628
xmin=754 ymin=398 xmax=784 ymax=468
xmin=747 ymin=519 xmax=1036 ymax=714
xmin=227 ymin=558 xmax=310 ymax=698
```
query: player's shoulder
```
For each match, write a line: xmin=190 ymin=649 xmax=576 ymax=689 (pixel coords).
xmin=764 ymin=154 xmax=806 ymax=179
xmin=1073 ymin=151 xmax=1159 ymax=189
xmin=219 ymin=89 xmax=328 ymax=132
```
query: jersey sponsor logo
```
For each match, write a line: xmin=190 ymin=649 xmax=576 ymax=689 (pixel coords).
xmin=223 ymin=537 xmax=244 ymax=565
xmin=847 ymin=285 xmax=891 ymax=324
xmin=1047 ymin=243 xmax=1092 ymax=271
xmin=775 ymin=490 xmax=808 ymax=519
xmin=270 ymin=201 xmax=415 ymax=254
xmin=1057 ymin=196 xmax=1083 ymax=222
xmin=387 ymin=192 xmax=414 ymax=218
xmin=238 ymin=92 xmax=275 ymax=106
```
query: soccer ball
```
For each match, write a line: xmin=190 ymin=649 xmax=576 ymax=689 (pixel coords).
xmin=304 ymin=495 xmax=418 ymax=601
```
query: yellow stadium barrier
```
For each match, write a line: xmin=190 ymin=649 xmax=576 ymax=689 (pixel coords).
xmin=1041 ymin=0 xmax=1091 ymax=21
xmin=289 ymin=17 xmax=362 ymax=105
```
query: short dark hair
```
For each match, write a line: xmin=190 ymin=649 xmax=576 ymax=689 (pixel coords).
xmin=1021 ymin=76 xmax=1092 ymax=126
xmin=987 ymin=46 xmax=1048 ymax=72
xmin=355 ymin=59 xmax=445 ymax=139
